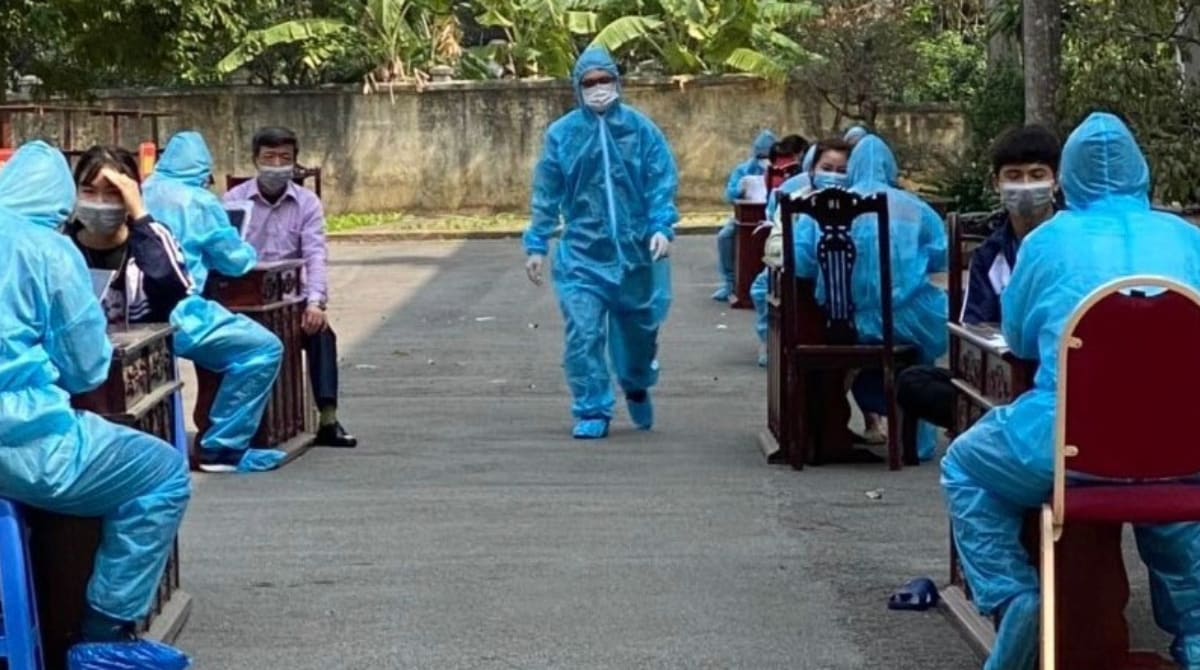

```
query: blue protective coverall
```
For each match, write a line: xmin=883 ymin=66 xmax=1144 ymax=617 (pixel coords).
xmin=844 ymin=125 xmax=868 ymax=145
xmin=0 ymin=141 xmax=191 ymax=623
xmin=523 ymin=47 xmax=678 ymax=426
xmin=714 ymin=130 xmax=777 ymax=297
xmin=144 ymin=132 xmax=284 ymax=469
xmin=792 ymin=135 xmax=947 ymax=458
xmin=942 ymin=113 xmax=1200 ymax=670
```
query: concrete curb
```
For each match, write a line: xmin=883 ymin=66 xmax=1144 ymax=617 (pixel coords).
xmin=329 ymin=225 xmax=722 ymax=243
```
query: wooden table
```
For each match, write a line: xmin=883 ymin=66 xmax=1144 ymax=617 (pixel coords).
xmin=731 ymin=201 xmax=767 ymax=309
xmin=194 ymin=259 xmax=315 ymax=468
xmin=27 ymin=324 xmax=192 ymax=670
xmin=942 ymin=322 xmax=1170 ymax=669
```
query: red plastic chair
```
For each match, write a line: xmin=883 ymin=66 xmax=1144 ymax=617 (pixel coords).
xmin=1042 ymin=276 xmax=1200 ymax=669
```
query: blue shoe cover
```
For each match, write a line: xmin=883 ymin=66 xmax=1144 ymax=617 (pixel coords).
xmin=573 ymin=418 xmax=610 ymax=440
xmin=888 ymin=577 xmax=940 ymax=611
xmin=757 ymin=352 xmax=768 ymax=368
xmin=69 ymin=640 xmax=191 ymax=670
xmin=236 ymin=448 xmax=288 ymax=473
xmin=627 ymin=394 xmax=654 ymax=431
xmin=986 ymin=591 xmax=1039 ymax=670
xmin=711 ymin=286 xmax=731 ymax=301
xmin=1172 ymin=634 xmax=1200 ymax=669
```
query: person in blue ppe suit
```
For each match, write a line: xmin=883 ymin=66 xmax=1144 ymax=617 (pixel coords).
xmin=789 ymin=134 xmax=947 ymax=458
xmin=942 ymin=112 xmax=1200 ymax=670
xmin=712 ymin=129 xmax=776 ymax=301
xmin=143 ymin=131 xmax=286 ymax=473
xmin=0 ymin=141 xmax=192 ymax=657
xmin=523 ymin=47 xmax=679 ymax=440
xmin=844 ymin=125 xmax=869 ymax=146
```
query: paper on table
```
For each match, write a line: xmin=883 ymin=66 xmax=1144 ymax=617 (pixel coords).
xmin=89 ymin=269 xmax=116 ymax=301
xmin=740 ymin=175 xmax=768 ymax=204
xmin=223 ymin=201 xmax=254 ymax=238
xmin=965 ymin=323 xmax=1009 ymax=349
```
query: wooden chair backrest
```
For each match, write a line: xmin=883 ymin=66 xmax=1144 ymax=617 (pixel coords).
xmin=948 ymin=210 xmax=999 ymax=322
xmin=225 ymin=164 xmax=322 ymax=198
xmin=1053 ymin=277 xmax=1200 ymax=524
xmin=780 ymin=188 xmax=893 ymax=348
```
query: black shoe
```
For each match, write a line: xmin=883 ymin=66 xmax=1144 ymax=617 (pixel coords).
xmin=315 ymin=421 xmax=357 ymax=448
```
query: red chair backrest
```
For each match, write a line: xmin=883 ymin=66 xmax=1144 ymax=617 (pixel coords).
xmin=767 ymin=160 xmax=800 ymax=193
xmin=1062 ymin=278 xmax=1200 ymax=480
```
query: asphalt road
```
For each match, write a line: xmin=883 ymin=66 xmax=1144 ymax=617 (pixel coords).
xmin=172 ymin=237 xmax=1046 ymax=669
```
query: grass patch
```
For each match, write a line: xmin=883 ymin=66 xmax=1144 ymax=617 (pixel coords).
xmin=327 ymin=211 xmax=727 ymax=235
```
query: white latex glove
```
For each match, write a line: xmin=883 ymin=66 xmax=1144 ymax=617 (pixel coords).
xmin=525 ymin=254 xmax=546 ymax=286
xmin=649 ymin=232 xmax=670 ymax=261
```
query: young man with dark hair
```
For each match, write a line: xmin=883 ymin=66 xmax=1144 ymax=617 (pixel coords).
xmin=223 ymin=126 xmax=357 ymax=448
xmin=896 ymin=124 xmax=1062 ymax=430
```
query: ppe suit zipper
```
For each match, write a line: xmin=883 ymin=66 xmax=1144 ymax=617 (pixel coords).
xmin=597 ymin=120 xmax=625 ymax=268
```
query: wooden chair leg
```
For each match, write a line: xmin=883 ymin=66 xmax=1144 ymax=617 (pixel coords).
xmin=883 ymin=363 xmax=901 ymax=471
xmin=1041 ymin=504 xmax=1056 ymax=670
xmin=789 ymin=364 xmax=806 ymax=471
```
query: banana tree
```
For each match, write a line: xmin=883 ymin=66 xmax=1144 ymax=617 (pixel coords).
xmin=216 ymin=0 xmax=464 ymax=85
xmin=590 ymin=0 xmax=822 ymax=80
xmin=469 ymin=0 xmax=602 ymax=78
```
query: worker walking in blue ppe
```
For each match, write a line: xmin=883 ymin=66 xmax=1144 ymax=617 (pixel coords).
xmin=143 ymin=131 xmax=286 ymax=473
xmin=943 ymin=112 xmax=1200 ymax=670
xmin=0 ymin=141 xmax=191 ymax=660
xmin=712 ymin=129 xmax=776 ymax=301
xmin=788 ymin=134 xmax=947 ymax=458
xmin=523 ymin=46 xmax=679 ymax=440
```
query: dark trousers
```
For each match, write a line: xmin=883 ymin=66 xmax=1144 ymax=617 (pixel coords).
xmin=896 ymin=365 xmax=955 ymax=430
xmin=305 ymin=326 xmax=339 ymax=410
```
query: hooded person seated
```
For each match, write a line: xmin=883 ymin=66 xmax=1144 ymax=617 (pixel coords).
xmin=943 ymin=112 xmax=1200 ymax=670
xmin=143 ymin=132 xmax=287 ymax=473
xmin=713 ymin=130 xmax=777 ymax=301
xmin=784 ymin=133 xmax=948 ymax=458
xmin=0 ymin=141 xmax=191 ymax=663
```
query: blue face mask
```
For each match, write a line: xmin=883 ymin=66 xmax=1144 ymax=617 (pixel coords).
xmin=812 ymin=171 xmax=848 ymax=190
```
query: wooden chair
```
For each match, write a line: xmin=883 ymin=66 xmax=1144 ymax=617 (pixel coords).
xmin=225 ymin=164 xmax=322 ymax=198
xmin=766 ymin=161 xmax=800 ymax=194
xmin=1042 ymin=276 xmax=1200 ymax=669
xmin=779 ymin=188 xmax=921 ymax=470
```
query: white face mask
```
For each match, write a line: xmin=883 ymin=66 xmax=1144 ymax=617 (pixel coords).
xmin=1001 ymin=181 xmax=1056 ymax=219
xmin=583 ymin=83 xmax=619 ymax=113
xmin=757 ymin=158 xmax=771 ymax=169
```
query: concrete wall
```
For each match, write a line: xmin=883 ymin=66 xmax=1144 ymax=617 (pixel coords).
xmin=9 ymin=78 xmax=964 ymax=215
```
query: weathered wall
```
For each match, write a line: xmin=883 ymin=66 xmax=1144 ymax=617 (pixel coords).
xmin=9 ymin=78 xmax=964 ymax=215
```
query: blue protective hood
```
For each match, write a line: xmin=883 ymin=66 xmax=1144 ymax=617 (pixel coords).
xmin=0 ymin=140 xmax=75 ymax=229
xmin=752 ymin=130 xmax=777 ymax=159
xmin=1061 ymin=112 xmax=1151 ymax=210
xmin=844 ymin=126 xmax=869 ymax=144
xmin=572 ymin=47 xmax=622 ymax=110
xmin=801 ymin=144 xmax=817 ymax=173
xmin=847 ymin=135 xmax=899 ymax=192
xmin=154 ymin=131 xmax=215 ymax=188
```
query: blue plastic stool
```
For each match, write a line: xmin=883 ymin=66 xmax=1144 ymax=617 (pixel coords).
xmin=0 ymin=499 xmax=45 ymax=669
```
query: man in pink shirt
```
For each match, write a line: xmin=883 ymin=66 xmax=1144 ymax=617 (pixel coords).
xmin=223 ymin=127 xmax=356 ymax=448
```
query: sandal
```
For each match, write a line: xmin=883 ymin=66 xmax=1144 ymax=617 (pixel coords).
xmin=888 ymin=577 xmax=940 ymax=611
